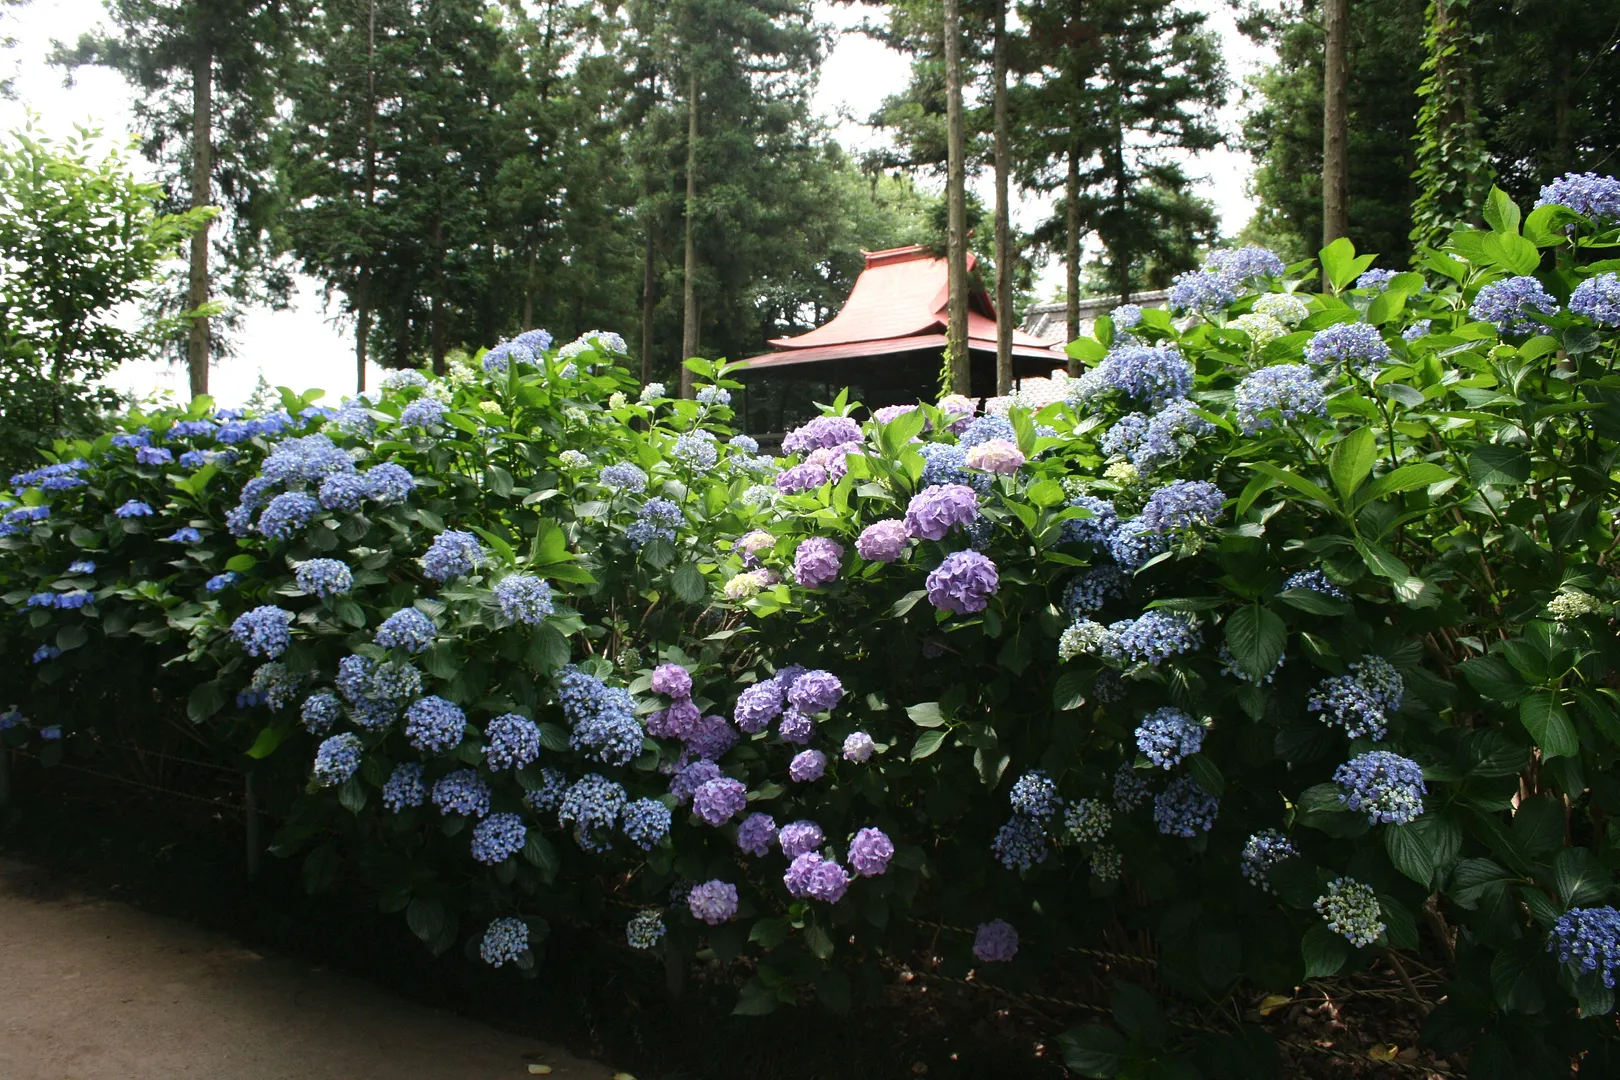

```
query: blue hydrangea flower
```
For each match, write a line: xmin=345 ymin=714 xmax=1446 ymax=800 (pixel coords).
xmin=1063 ymin=565 xmax=1129 ymax=616
xmin=1402 ymin=320 xmax=1432 ymax=342
xmin=1536 ymin=172 xmax=1620 ymax=222
xmin=312 ymin=733 xmax=363 ymax=787
xmin=493 ymin=575 xmax=553 ymax=624
xmin=1351 ymin=656 xmax=1404 ymax=712
xmin=368 ymin=660 xmax=424 ymax=703
xmin=672 ymin=432 xmax=719 ymax=470
xmin=1008 ymin=770 xmax=1063 ymax=820
xmin=115 ymin=500 xmax=154 ymax=518
xmin=626 ymin=910 xmax=666 ymax=949
xmin=67 ymin=559 xmax=95 ymax=575
xmin=295 ymin=558 xmax=352 ymax=597
xmin=991 ymin=814 xmax=1049 ymax=871
xmin=399 ymin=397 xmax=448 ymax=429
xmin=363 ymin=463 xmax=416 ymax=505
xmin=958 ymin=415 xmax=1016 ymax=450
xmin=1571 ymin=273 xmax=1620 ymax=328
xmin=1470 ymin=276 xmax=1561 ymax=335
xmin=1108 ymin=518 xmax=1171 ymax=571
xmin=1355 ymin=268 xmax=1399 ymax=291
xmin=261 ymin=434 xmax=355 ymax=484
xmin=522 ymin=768 xmax=569 ymax=814
xmin=696 ymin=385 xmax=731 ymax=406
xmin=480 ymin=917 xmax=529 ymax=966
xmin=135 ymin=446 xmax=172 ymax=466
xmin=918 ymin=443 xmax=989 ymax=492
xmin=1074 ymin=344 xmax=1194 ymax=406
xmin=1132 ymin=400 xmax=1214 ymax=470
xmin=231 ymin=606 xmax=294 ymax=658
xmin=1153 ymin=774 xmax=1219 ymax=837
xmin=111 ymin=430 xmax=151 ymax=449
xmin=1315 ymin=877 xmax=1384 ymax=947
xmin=627 ymin=498 xmax=682 ymax=549
xmin=380 ymin=369 xmax=431 ymax=392
xmin=1234 ymin=364 xmax=1325 ymax=433
xmin=167 ymin=419 xmax=218 ymax=439
xmin=164 ymin=527 xmax=203 ymax=543
xmin=1548 ymin=907 xmax=1620 ymax=988
xmin=258 ymin=492 xmax=321 ymax=540
xmin=514 ymin=328 xmax=555 ymax=352
xmin=32 ymin=644 xmax=60 ymax=663
xmin=622 ymin=798 xmax=673 ymax=850
xmin=1060 ymin=495 xmax=1120 ymax=546
xmin=1206 ymin=245 xmax=1286 ymax=285
xmin=1111 ymin=303 xmax=1144 ymax=330
xmin=729 ymin=434 xmax=759 ymax=454
xmin=1308 ymin=674 xmax=1389 ymax=740
xmin=1285 ymin=568 xmax=1347 ymax=599
xmin=1101 ymin=612 xmax=1202 ymax=667
xmin=1334 ymin=750 xmax=1425 ymax=825
xmin=421 ymin=530 xmax=485 ymax=583
xmin=1305 ymin=323 xmax=1391 ymax=374
xmin=485 ymin=713 xmax=542 ymax=770
xmin=1240 ymin=829 xmax=1297 ymax=893
xmin=1063 ymin=798 xmax=1112 ymax=843
xmin=376 ymin=608 xmax=436 ymax=653
xmin=301 ymin=692 xmax=341 ymax=734
xmin=405 ymin=695 xmax=466 ymax=753
xmin=1135 ymin=707 xmax=1205 ymax=768
xmin=1099 ymin=413 xmax=1151 ymax=461
xmin=1168 ymin=269 xmax=1238 ymax=314
xmin=558 ymin=773 xmax=628 ymax=852
xmin=432 ymin=768 xmax=491 ymax=817
xmin=317 ymin=472 xmax=366 ymax=511
xmin=178 ymin=449 xmax=209 ymax=468
xmin=600 ymin=463 xmax=648 ymax=492
xmin=1140 ymin=480 xmax=1225 ymax=533
xmin=470 ymin=812 xmax=527 ymax=864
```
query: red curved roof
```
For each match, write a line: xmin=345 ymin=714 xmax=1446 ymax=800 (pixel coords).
xmin=761 ymin=245 xmax=1053 ymax=354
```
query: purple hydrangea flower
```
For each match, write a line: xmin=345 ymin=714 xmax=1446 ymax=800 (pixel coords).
xmin=1471 ymin=276 xmax=1561 ymax=335
xmin=1305 ymin=323 xmax=1391 ymax=373
xmin=973 ymin=919 xmax=1019 ymax=963
xmin=687 ymin=880 xmax=739 ymax=925
xmin=856 ymin=519 xmax=910 ymax=562
xmin=651 ymin=663 xmax=693 ymax=698
xmin=786 ymin=670 xmax=842 ymax=713
xmin=847 ymin=827 xmax=894 ymax=876
xmin=737 ymin=812 xmax=778 ymax=856
xmin=733 ymin=679 xmax=785 ymax=733
xmin=903 ymin=483 xmax=980 ymax=541
xmin=776 ymin=461 xmax=829 ymax=494
xmin=782 ymin=415 xmax=863 ymax=454
xmin=692 ymin=776 xmax=748 ymax=825
xmin=670 ymin=759 xmax=721 ymax=805
xmin=789 ymin=749 xmax=827 ymax=782
xmin=783 ymin=852 xmax=850 ymax=903
xmin=842 ymin=731 xmax=875 ymax=763
xmin=1571 ymin=273 xmax=1620 ymax=328
xmin=683 ymin=714 xmax=739 ymax=760
xmin=1234 ymin=364 xmax=1326 ymax=433
xmin=778 ymin=820 xmax=824 ymax=859
xmin=925 ymin=550 xmax=999 ymax=614
xmin=793 ymin=537 xmax=843 ymax=588
xmin=777 ymin=707 xmax=814 ymax=744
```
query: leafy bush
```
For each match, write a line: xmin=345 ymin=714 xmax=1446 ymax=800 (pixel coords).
xmin=6 ymin=180 xmax=1620 ymax=1077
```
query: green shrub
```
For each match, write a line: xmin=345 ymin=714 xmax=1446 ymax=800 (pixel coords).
xmin=6 ymin=179 xmax=1620 ymax=1077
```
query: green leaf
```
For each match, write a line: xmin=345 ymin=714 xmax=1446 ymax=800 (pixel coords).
xmin=802 ymin=922 xmax=835 ymax=960
xmin=538 ymin=723 xmax=571 ymax=752
xmin=670 ymin=562 xmax=707 ymax=604
xmin=522 ymin=833 xmax=559 ymax=882
xmin=1302 ymin=923 xmax=1350 ymax=977
xmin=911 ymin=729 xmax=947 ymax=760
xmin=188 ymin=681 xmax=226 ymax=724
xmin=1276 ymin=587 xmax=1351 ymax=616
xmin=224 ymin=554 xmax=257 ymax=572
xmin=1056 ymin=1024 xmax=1127 ymax=1078
xmin=906 ymin=701 xmax=945 ymax=727
xmin=244 ymin=726 xmax=286 ymax=760
xmin=1519 ymin=691 xmax=1580 ymax=759
xmin=1482 ymin=231 xmax=1541 ymax=275
xmin=1224 ymin=604 xmax=1287 ymax=682
xmin=1554 ymin=847 xmax=1610 ymax=908
xmin=748 ymin=916 xmax=791 ymax=948
xmin=1320 ymin=237 xmax=1374 ymax=292
xmin=1358 ymin=462 xmax=1453 ymax=504
xmin=55 ymin=622 xmax=88 ymax=651
xmin=1483 ymin=186 xmax=1522 ymax=235
xmin=338 ymin=777 xmax=367 ymax=814
xmin=483 ymin=465 xmax=515 ymax=497
xmin=1355 ymin=538 xmax=1409 ymax=581
xmin=1247 ymin=461 xmax=1340 ymax=513
xmin=1110 ymin=981 xmax=1167 ymax=1043
xmin=1053 ymin=670 xmax=1088 ymax=711
xmin=1460 ymin=656 xmax=1527 ymax=703
xmin=732 ymin=978 xmax=781 ymax=1016
xmin=1469 ymin=445 xmax=1532 ymax=487
xmin=1449 ymin=858 xmax=1515 ymax=908
xmin=1186 ymin=753 xmax=1225 ymax=796
xmin=407 ymin=897 xmax=445 ymax=943
xmin=1385 ymin=816 xmax=1461 ymax=887
xmin=1329 ymin=427 xmax=1376 ymax=501
xmin=1026 ymin=479 xmax=1065 ymax=508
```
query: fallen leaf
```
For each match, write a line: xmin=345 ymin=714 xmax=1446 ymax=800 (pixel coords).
xmin=1258 ymin=994 xmax=1291 ymax=1017
xmin=613 ymin=1073 xmax=637 ymax=1080
xmin=1368 ymin=1044 xmax=1399 ymax=1062
xmin=525 ymin=1067 xmax=551 ymax=1076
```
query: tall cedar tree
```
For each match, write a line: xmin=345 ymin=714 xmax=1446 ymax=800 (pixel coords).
xmin=57 ymin=0 xmax=296 ymax=396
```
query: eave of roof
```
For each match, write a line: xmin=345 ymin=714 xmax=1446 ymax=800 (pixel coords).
xmin=739 ymin=334 xmax=1062 ymax=370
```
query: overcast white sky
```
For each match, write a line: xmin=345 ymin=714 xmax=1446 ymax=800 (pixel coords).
xmin=0 ymin=0 xmax=1271 ymax=405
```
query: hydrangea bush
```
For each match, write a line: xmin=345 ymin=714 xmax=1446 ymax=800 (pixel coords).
xmin=6 ymin=187 xmax=1620 ymax=1075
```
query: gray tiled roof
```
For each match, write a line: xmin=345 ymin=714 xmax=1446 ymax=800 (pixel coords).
xmin=1021 ymin=290 xmax=1170 ymax=344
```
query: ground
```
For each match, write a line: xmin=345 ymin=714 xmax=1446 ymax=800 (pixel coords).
xmin=0 ymin=859 xmax=613 ymax=1080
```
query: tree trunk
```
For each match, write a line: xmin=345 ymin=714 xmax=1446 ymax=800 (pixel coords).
xmin=523 ymin=247 xmax=536 ymax=331
xmin=356 ymin=0 xmax=376 ymax=394
xmin=1322 ymin=0 xmax=1350 ymax=250
xmin=187 ymin=41 xmax=213 ymax=399
xmin=430 ymin=216 xmax=446 ymax=375
xmin=943 ymin=0 xmax=971 ymax=396
xmin=1065 ymin=149 xmax=1080 ymax=360
xmin=641 ymin=217 xmax=656 ymax=387
xmin=680 ymin=71 xmax=700 ymax=399
xmin=992 ymin=0 xmax=1013 ymax=397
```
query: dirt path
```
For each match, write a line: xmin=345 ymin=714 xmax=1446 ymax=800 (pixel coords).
xmin=0 ymin=860 xmax=615 ymax=1080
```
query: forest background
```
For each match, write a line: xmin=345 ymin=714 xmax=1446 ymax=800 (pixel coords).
xmin=0 ymin=0 xmax=1616 ymax=408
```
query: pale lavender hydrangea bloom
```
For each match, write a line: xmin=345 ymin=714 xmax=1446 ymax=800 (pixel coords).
xmin=782 ymin=415 xmax=862 ymax=454
xmin=783 ymin=852 xmax=850 ymax=902
xmin=733 ymin=679 xmax=785 ymax=733
xmin=1536 ymin=172 xmax=1620 ymax=222
xmin=669 ymin=758 xmax=721 ymax=805
xmin=842 ymin=731 xmax=875 ymax=762
xmin=737 ymin=812 xmax=778 ymax=856
xmin=973 ymin=919 xmax=1019 ymax=963
xmin=903 ymin=484 xmax=980 ymax=541
xmin=651 ymin=663 xmax=693 ymax=699
xmin=1305 ymin=322 xmax=1391 ymax=373
xmin=1470 ymin=276 xmax=1561 ymax=335
xmin=1571 ymin=273 xmax=1620 ymax=327
xmin=856 ymin=519 xmax=910 ymax=562
xmin=789 ymin=749 xmax=827 ymax=782
xmin=847 ymin=827 xmax=894 ymax=876
xmin=775 ymin=461 xmax=829 ymax=494
xmin=1140 ymin=480 xmax=1225 ymax=533
xmin=793 ymin=537 xmax=843 ymax=588
xmin=692 ymin=776 xmax=748 ymax=825
xmin=964 ymin=439 xmax=1025 ymax=475
xmin=925 ymin=550 xmax=999 ymax=614
xmin=786 ymin=670 xmax=843 ymax=712
xmin=778 ymin=820 xmax=824 ymax=858
xmin=687 ymin=880 xmax=739 ymax=925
